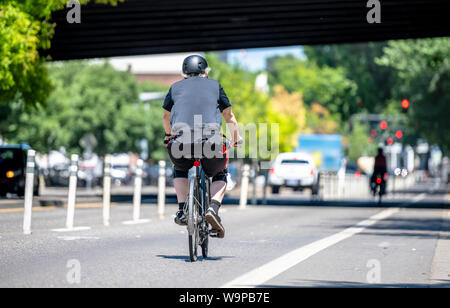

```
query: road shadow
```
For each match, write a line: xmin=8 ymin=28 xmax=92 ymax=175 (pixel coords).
xmin=156 ymin=255 xmax=235 ymax=263
xmin=221 ymin=197 xmax=450 ymax=209
xmin=333 ymin=216 xmax=450 ymax=239
xmin=259 ymin=279 xmax=450 ymax=288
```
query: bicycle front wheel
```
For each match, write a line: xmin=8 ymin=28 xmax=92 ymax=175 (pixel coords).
xmin=187 ymin=178 xmax=199 ymax=262
xmin=201 ymin=231 xmax=208 ymax=258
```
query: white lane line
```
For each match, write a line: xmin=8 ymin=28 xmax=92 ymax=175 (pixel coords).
xmin=412 ymin=193 xmax=427 ymax=203
xmin=221 ymin=207 xmax=400 ymax=288
xmin=122 ymin=219 xmax=150 ymax=225
xmin=51 ymin=226 xmax=91 ymax=232
xmin=57 ymin=236 xmax=99 ymax=241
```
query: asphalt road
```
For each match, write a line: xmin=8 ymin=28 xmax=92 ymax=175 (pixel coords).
xmin=0 ymin=184 xmax=449 ymax=288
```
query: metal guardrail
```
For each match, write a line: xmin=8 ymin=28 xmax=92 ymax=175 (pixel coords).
xmin=16 ymin=156 xmax=419 ymax=235
xmin=318 ymin=172 xmax=416 ymax=200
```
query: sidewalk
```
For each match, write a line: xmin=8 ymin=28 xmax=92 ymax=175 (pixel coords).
xmin=430 ymin=209 xmax=450 ymax=286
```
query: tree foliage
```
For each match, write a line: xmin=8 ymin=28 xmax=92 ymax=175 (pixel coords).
xmin=206 ymin=53 xmax=272 ymax=158
xmin=376 ymin=38 xmax=450 ymax=153
xmin=206 ymin=53 xmax=269 ymax=125
xmin=1 ymin=62 xmax=166 ymax=158
xmin=343 ymin=122 xmax=377 ymax=162
xmin=267 ymin=55 xmax=358 ymax=122
xmin=304 ymin=102 xmax=339 ymax=135
xmin=267 ymin=85 xmax=307 ymax=153
xmin=304 ymin=42 xmax=397 ymax=113
xmin=0 ymin=0 xmax=123 ymax=108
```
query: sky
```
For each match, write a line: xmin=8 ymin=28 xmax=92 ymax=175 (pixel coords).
xmin=227 ymin=46 xmax=305 ymax=72
xmin=105 ymin=46 xmax=305 ymax=74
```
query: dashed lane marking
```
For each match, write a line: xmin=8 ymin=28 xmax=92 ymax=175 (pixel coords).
xmin=222 ymin=193 xmax=429 ymax=288
xmin=0 ymin=203 xmax=116 ymax=214
xmin=222 ymin=207 xmax=400 ymax=288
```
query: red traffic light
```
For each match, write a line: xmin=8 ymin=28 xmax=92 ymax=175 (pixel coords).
xmin=401 ymin=99 xmax=410 ymax=109
xmin=395 ymin=130 xmax=403 ymax=139
xmin=380 ymin=121 xmax=388 ymax=130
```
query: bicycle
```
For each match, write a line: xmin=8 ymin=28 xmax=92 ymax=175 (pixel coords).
xmin=370 ymin=173 xmax=387 ymax=205
xmin=185 ymin=159 xmax=219 ymax=262
xmin=166 ymin=134 xmax=239 ymax=262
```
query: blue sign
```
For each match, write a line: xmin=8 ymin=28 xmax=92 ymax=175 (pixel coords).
xmin=296 ymin=134 xmax=343 ymax=172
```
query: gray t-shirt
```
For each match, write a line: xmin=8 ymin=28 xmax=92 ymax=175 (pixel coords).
xmin=163 ymin=77 xmax=231 ymax=142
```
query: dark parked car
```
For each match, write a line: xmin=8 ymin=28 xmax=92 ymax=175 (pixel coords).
xmin=345 ymin=162 xmax=367 ymax=177
xmin=0 ymin=144 xmax=40 ymax=197
xmin=143 ymin=164 xmax=174 ymax=187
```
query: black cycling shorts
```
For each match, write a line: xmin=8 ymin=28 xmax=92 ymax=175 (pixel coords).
xmin=167 ymin=142 xmax=228 ymax=183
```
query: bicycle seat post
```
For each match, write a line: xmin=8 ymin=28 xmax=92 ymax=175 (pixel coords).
xmin=194 ymin=160 xmax=201 ymax=179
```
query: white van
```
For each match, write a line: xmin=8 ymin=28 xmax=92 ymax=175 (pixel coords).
xmin=267 ymin=152 xmax=319 ymax=194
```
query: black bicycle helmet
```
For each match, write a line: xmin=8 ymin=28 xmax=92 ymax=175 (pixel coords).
xmin=182 ymin=55 xmax=208 ymax=75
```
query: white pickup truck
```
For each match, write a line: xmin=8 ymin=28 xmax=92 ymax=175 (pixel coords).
xmin=267 ymin=152 xmax=319 ymax=195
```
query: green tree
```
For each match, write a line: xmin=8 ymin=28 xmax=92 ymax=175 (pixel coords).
xmin=267 ymin=85 xmax=307 ymax=152
xmin=138 ymin=81 xmax=169 ymax=93
xmin=304 ymin=42 xmax=397 ymax=113
xmin=376 ymin=38 xmax=450 ymax=153
xmin=0 ymin=0 xmax=123 ymax=108
xmin=137 ymin=80 xmax=169 ymax=160
xmin=206 ymin=53 xmax=273 ymax=159
xmin=343 ymin=122 xmax=377 ymax=162
xmin=304 ymin=102 xmax=340 ymax=135
xmin=207 ymin=53 xmax=269 ymax=125
xmin=267 ymin=55 xmax=358 ymax=122
xmin=2 ymin=61 xmax=166 ymax=158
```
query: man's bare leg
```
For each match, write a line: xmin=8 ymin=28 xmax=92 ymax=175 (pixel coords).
xmin=173 ymin=177 xmax=189 ymax=225
xmin=211 ymin=180 xmax=226 ymax=203
xmin=173 ymin=178 xmax=189 ymax=203
xmin=206 ymin=180 xmax=227 ymax=238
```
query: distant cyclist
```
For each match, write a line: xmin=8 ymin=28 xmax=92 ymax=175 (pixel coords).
xmin=371 ymin=147 xmax=387 ymax=196
xmin=162 ymin=55 xmax=242 ymax=238
xmin=372 ymin=147 xmax=387 ymax=178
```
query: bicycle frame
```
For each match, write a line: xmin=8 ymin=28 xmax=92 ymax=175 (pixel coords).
xmin=169 ymin=135 xmax=231 ymax=261
xmin=370 ymin=174 xmax=387 ymax=204
xmin=187 ymin=162 xmax=211 ymax=262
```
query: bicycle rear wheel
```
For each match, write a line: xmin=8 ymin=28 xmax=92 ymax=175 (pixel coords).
xmin=189 ymin=234 xmax=198 ymax=261
xmin=201 ymin=233 xmax=208 ymax=258
xmin=187 ymin=178 xmax=199 ymax=262
xmin=200 ymin=173 xmax=211 ymax=259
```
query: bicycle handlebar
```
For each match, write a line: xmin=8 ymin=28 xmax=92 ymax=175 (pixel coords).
xmin=165 ymin=134 xmax=242 ymax=148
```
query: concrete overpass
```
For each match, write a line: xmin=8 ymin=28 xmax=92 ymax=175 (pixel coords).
xmin=45 ymin=0 xmax=450 ymax=60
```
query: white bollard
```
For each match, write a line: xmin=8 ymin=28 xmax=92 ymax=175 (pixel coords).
xmin=330 ymin=174 xmax=336 ymax=199
xmin=262 ymin=170 xmax=268 ymax=205
xmin=133 ymin=159 xmax=143 ymax=221
xmin=322 ymin=173 xmax=327 ymax=200
xmin=323 ymin=173 xmax=329 ymax=200
xmin=102 ymin=155 xmax=111 ymax=226
xmin=240 ymin=164 xmax=250 ymax=209
xmin=337 ymin=173 xmax=345 ymax=199
xmin=52 ymin=154 xmax=90 ymax=232
xmin=365 ymin=177 xmax=369 ymax=197
xmin=251 ymin=162 xmax=258 ymax=205
xmin=123 ymin=159 xmax=149 ymax=225
xmin=66 ymin=154 xmax=79 ymax=229
xmin=349 ymin=175 xmax=354 ymax=199
xmin=356 ymin=176 xmax=360 ymax=198
xmin=23 ymin=150 xmax=36 ymax=235
xmin=157 ymin=160 xmax=166 ymax=219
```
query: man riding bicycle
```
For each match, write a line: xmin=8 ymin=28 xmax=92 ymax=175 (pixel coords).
xmin=372 ymin=147 xmax=387 ymax=180
xmin=162 ymin=55 xmax=242 ymax=238
xmin=371 ymin=147 xmax=388 ymax=196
